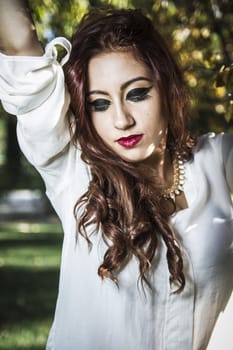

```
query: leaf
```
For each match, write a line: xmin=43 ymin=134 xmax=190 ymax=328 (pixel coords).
xmin=224 ymin=101 xmax=233 ymax=122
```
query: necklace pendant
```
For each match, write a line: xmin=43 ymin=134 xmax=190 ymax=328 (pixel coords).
xmin=170 ymin=193 xmax=176 ymax=202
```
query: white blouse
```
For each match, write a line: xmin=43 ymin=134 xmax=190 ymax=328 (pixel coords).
xmin=0 ymin=38 xmax=233 ymax=350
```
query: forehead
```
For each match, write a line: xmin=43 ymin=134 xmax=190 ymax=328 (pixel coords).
xmin=88 ymin=50 xmax=152 ymax=90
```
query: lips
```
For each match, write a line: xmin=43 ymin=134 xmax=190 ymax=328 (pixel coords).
xmin=116 ymin=134 xmax=143 ymax=148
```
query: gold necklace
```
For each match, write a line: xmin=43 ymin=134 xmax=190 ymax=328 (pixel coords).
xmin=158 ymin=152 xmax=185 ymax=202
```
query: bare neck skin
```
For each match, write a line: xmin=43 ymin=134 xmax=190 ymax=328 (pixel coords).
xmin=137 ymin=131 xmax=173 ymax=187
xmin=138 ymin=139 xmax=188 ymax=212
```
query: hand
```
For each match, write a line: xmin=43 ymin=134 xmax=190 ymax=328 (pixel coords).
xmin=0 ymin=0 xmax=43 ymax=55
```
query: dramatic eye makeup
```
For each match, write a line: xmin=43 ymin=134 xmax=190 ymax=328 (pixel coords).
xmin=87 ymin=76 xmax=153 ymax=112
xmin=87 ymin=98 xmax=111 ymax=112
xmin=126 ymin=86 xmax=152 ymax=102
xmin=87 ymin=86 xmax=153 ymax=112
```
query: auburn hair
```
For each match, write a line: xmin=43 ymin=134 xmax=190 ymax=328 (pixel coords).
xmin=64 ymin=8 xmax=194 ymax=291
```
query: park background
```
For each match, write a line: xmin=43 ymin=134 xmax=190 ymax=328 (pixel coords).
xmin=0 ymin=0 xmax=232 ymax=349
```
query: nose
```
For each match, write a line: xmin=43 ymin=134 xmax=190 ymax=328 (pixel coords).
xmin=114 ymin=104 xmax=135 ymax=130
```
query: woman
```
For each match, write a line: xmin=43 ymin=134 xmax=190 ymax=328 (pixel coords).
xmin=0 ymin=1 xmax=232 ymax=349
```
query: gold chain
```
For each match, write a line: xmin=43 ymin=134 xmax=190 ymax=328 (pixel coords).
xmin=158 ymin=153 xmax=185 ymax=202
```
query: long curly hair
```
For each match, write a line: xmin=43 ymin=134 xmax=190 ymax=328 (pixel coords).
xmin=64 ymin=8 xmax=195 ymax=291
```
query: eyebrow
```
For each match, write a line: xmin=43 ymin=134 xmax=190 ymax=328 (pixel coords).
xmin=87 ymin=76 xmax=152 ymax=96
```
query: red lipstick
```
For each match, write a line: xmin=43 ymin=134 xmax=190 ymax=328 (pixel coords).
xmin=117 ymin=134 xmax=143 ymax=148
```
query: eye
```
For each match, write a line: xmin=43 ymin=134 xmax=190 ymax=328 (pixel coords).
xmin=87 ymin=99 xmax=111 ymax=112
xmin=126 ymin=86 xmax=152 ymax=102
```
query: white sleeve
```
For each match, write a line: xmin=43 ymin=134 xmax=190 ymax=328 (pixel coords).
xmin=0 ymin=37 xmax=72 ymax=168
xmin=221 ymin=133 xmax=233 ymax=193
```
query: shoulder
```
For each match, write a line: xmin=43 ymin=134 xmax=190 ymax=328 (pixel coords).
xmin=192 ymin=132 xmax=220 ymax=166
xmin=195 ymin=132 xmax=221 ymax=150
xmin=193 ymin=132 xmax=223 ymax=157
xmin=194 ymin=132 xmax=233 ymax=156
xmin=191 ymin=132 xmax=233 ymax=170
xmin=191 ymin=133 xmax=221 ymax=164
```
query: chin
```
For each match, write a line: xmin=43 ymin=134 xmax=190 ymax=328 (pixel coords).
xmin=119 ymin=153 xmax=151 ymax=164
xmin=112 ymin=146 xmax=155 ymax=164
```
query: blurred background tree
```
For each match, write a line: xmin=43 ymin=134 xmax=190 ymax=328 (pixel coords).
xmin=0 ymin=0 xmax=232 ymax=191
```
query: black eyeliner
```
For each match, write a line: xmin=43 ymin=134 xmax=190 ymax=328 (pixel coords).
xmin=126 ymin=86 xmax=153 ymax=99
xmin=87 ymin=98 xmax=111 ymax=112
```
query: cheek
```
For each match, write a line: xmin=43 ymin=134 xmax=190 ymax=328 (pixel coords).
xmin=148 ymin=116 xmax=168 ymax=143
xmin=144 ymin=111 xmax=166 ymax=130
xmin=91 ymin=115 xmax=101 ymax=133
xmin=91 ymin=116 xmax=109 ymax=141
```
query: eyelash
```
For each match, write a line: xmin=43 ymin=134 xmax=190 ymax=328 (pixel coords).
xmin=87 ymin=99 xmax=110 ymax=112
xmin=126 ymin=86 xmax=152 ymax=102
xmin=88 ymin=86 xmax=152 ymax=112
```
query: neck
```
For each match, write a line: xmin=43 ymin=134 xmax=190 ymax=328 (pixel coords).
xmin=138 ymin=147 xmax=174 ymax=189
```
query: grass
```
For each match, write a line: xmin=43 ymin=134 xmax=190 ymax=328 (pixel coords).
xmin=0 ymin=219 xmax=63 ymax=350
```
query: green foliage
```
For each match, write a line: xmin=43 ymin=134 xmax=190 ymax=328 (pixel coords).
xmin=215 ymin=64 xmax=233 ymax=122
xmin=0 ymin=221 xmax=62 ymax=350
xmin=29 ymin=0 xmax=90 ymax=40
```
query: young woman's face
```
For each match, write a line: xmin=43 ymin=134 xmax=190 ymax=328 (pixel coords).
xmin=87 ymin=50 xmax=168 ymax=164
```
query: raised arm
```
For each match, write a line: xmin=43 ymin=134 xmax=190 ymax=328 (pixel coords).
xmin=0 ymin=1 xmax=81 ymax=197
xmin=0 ymin=0 xmax=43 ymax=55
